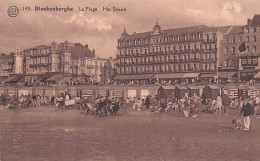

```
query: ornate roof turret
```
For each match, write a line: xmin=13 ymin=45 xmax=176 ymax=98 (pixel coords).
xmin=153 ymin=20 xmax=161 ymax=35
xmin=121 ymin=27 xmax=128 ymax=37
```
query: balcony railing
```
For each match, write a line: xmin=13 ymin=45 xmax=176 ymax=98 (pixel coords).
xmin=29 ymin=63 xmax=49 ymax=67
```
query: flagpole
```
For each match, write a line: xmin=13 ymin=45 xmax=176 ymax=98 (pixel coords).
xmin=217 ymin=29 xmax=220 ymax=84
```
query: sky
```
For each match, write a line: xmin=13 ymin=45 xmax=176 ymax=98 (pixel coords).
xmin=0 ymin=0 xmax=260 ymax=58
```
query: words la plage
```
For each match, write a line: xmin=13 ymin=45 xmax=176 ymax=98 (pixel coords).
xmin=79 ymin=6 xmax=127 ymax=12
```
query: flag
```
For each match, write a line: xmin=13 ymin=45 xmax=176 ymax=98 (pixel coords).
xmin=238 ymin=42 xmax=246 ymax=52
xmin=151 ymin=73 xmax=156 ymax=78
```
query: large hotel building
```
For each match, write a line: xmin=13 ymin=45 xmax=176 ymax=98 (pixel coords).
xmin=115 ymin=15 xmax=260 ymax=84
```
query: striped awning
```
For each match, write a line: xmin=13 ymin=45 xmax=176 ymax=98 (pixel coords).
xmin=114 ymin=73 xmax=200 ymax=80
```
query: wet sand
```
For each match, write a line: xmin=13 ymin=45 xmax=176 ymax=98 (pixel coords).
xmin=0 ymin=106 xmax=260 ymax=161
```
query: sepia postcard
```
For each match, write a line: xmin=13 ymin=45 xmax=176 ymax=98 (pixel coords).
xmin=1 ymin=0 xmax=260 ymax=161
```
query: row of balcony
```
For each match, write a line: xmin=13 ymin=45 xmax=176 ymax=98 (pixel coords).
xmin=29 ymin=53 xmax=50 ymax=58
xmin=29 ymin=63 xmax=49 ymax=67
xmin=118 ymin=39 xmax=216 ymax=48
xmin=116 ymin=48 xmax=218 ymax=58
xmin=118 ymin=69 xmax=217 ymax=74
xmin=117 ymin=58 xmax=217 ymax=66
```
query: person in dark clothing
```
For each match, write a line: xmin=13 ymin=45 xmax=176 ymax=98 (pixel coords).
xmin=145 ymin=96 xmax=150 ymax=109
xmin=240 ymin=99 xmax=254 ymax=130
xmin=50 ymin=96 xmax=55 ymax=106
xmin=1 ymin=94 xmax=6 ymax=106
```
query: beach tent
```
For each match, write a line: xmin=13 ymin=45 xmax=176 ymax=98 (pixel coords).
xmin=158 ymin=86 xmax=175 ymax=99
xmin=203 ymin=85 xmax=221 ymax=99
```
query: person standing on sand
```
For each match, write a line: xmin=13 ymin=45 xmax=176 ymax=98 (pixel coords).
xmin=240 ymin=99 xmax=254 ymax=131
xmin=145 ymin=95 xmax=150 ymax=109
xmin=216 ymin=95 xmax=223 ymax=115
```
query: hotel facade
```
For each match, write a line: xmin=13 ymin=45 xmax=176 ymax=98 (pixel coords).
xmin=115 ymin=15 xmax=260 ymax=84
xmin=115 ymin=23 xmax=231 ymax=84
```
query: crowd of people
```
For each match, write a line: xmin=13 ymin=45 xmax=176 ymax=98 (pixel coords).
xmin=1 ymin=91 xmax=260 ymax=130
xmin=0 ymin=93 xmax=123 ymax=116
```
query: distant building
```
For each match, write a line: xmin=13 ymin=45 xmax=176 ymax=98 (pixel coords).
xmin=23 ymin=40 xmax=95 ymax=75
xmin=101 ymin=58 xmax=117 ymax=83
xmin=84 ymin=57 xmax=107 ymax=83
xmin=238 ymin=15 xmax=260 ymax=81
xmin=0 ymin=53 xmax=15 ymax=76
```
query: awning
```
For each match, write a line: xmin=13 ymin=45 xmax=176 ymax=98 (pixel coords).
xmin=4 ymin=75 xmax=24 ymax=83
xmin=4 ymin=75 xmax=18 ymax=82
xmin=39 ymin=75 xmax=52 ymax=82
xmin=60 ymin=77 xmax=72 ymax=83
xmin=218 ymin=72 xmax=236 ymax=78
xmin=114 ymin=74 xmax=155 ymax=80
xmin=71 ymin=76 xmax=88 ymax=83
xmin=114 ymin=73 xmax=200 ymax=80
xmin=17 ymin=76 xmax=39 ymax=83
xmin=0 ymin=76 xmax=7 ymax=82
xmin=254 ymin=72 xmax=260 ymax=78
xmin=158 ymin=73 xmax=200 ymax=79
xmin=46 ymin=74 xmax=63 ymax=82
xmin=200 ymin=73 xmax=216 ymax=78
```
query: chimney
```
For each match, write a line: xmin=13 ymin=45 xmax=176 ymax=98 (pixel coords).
xmin=247 ymin=19 xmax=252 ymax=26
xmin=85 ymin=44 xmax=88 ymax=48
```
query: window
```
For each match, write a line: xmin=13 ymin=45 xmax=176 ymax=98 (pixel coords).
xmin=225 ymin=60 xmax=228 ymax=67
xmin=232 ymin=47 xmax=235 ymax=54
xmin=253 ymin=46 xmax=257 ymax=52
xmin=253 ymin=36 xmax=257 ymax=42
xmin=246 ymin=36 xmax=250 ymax=42
xmin=184 ymin=34 xmax=188 ymax=40
xmin=253 ymin=58 xmax=258 ymax=65
xmin=246 ymin=28 xmax=249 ymax=33
xmin=213 ymin=33 xmax=216 ymax=41
xmin=193 ymin=34 xmax=197 ymax=39
xmin=199 ymin=33 xmax=202 ymax=39
xmin=253 ymin=27 xmax=257 ymax=32
xmin=239 ymin=37 xmax=242 ymax=43
xmin=225 ymin=47 xmax=228 ymax=54
xmin=232 ymin=37 xmax=235 ymax=44
xmin=206 ymin=34 xmax=210 ymax=41
xmin=241 ymin=59 xmax=247 ymax=65
xmin=246 ymin=46 xmax=249 ymax=52
xmin=225 ymin=37 xmax=228 ymax=43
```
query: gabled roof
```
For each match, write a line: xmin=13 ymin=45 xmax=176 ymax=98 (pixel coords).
xmin=226 ymin=25 xmax=244 ymax=35
xmin=71 ymin=45 xmax=95 ymax=59
xmin=163 ymin=25 xmax=208 ymax=35
xmin=250 ymin=14 xmax=260 ymax=26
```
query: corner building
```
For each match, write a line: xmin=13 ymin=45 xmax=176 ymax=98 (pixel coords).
xmin=115 ymin=23 xmax=231 ymax=84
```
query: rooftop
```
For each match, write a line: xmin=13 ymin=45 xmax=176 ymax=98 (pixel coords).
xmin=250 ymin=14 xmax=260 ymax=26
xmin=119 ymin=24 xmax=232 ymax=40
